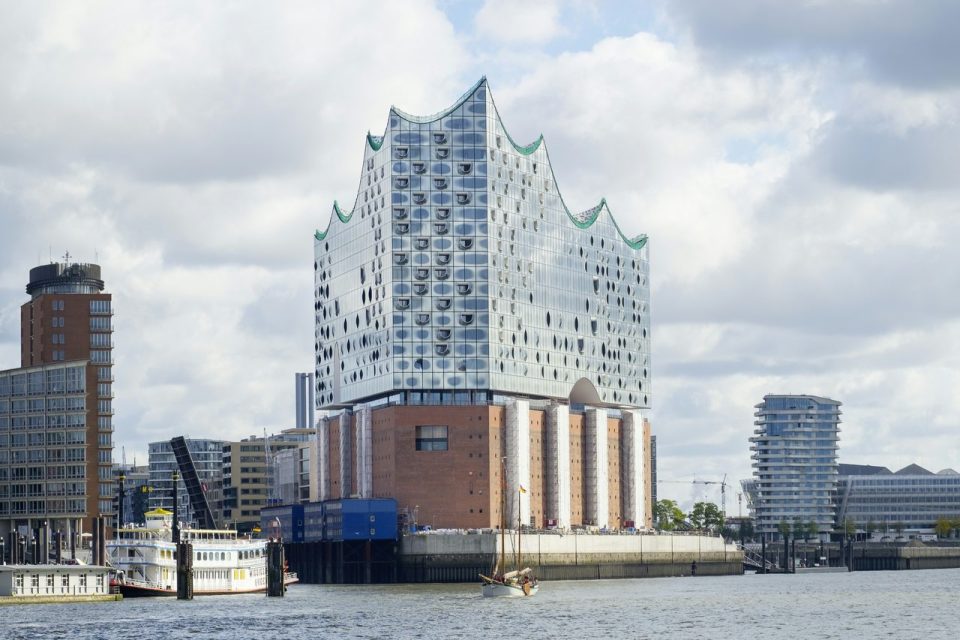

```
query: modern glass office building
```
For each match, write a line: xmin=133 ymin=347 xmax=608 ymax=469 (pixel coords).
xmin=750 ymin=394 xmax=841 ymax=538
xmin=837 ymin=463 xmax=960 ymax=533
xmin=312 ymin=79 xmax=654 ymax=531
xmin=314 ymin=77 xmax=650 ymax=410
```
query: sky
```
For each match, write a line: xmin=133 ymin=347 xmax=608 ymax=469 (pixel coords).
xmin=1 ymin=0 xmax=958 ymax=512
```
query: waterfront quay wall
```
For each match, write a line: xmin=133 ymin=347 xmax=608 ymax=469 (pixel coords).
xmin=284 ymin=532 xmax=742 ymax=584
xmin=397 ymin=532 xmax=742 ymax=583
xmin=854 ymin=545 xmax=960 ymax=571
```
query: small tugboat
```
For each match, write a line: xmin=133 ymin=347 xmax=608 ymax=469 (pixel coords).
xmin=107 ymin=509 xmax=298 ymax=596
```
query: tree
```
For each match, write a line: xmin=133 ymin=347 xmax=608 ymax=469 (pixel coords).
xmin=893 ymin=521 xmax=905 ymax=536
xmin=654 ymin=499 xmax=686 ymax=531
xmin=689 ymin=502 xmax=724 ymax=532
xmin=792 ymin=517 xmax=806 ymax=539
xmin=843 ymin=517 xmax=856 ymax=539
xmin=865 ymin=520 xmax=877 ymax=541
xmin=778 ymin=519 xmax=791 ymax=541
xmin=805 ymin=520 xmax=819 ymax=541
xmin=935 ymin=517 xmax=952 ymax=539
xmin=689 ymin=502 xmax=707 ymax=530
xmin=740 ymin=519 xmax=755 ymax=543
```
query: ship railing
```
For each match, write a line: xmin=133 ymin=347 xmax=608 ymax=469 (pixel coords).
xmin=125 ymin=577 xmax=171 ymax=591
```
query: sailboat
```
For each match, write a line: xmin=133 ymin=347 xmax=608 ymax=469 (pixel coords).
xmin=479 ymin=460 xmax=539 ymax=597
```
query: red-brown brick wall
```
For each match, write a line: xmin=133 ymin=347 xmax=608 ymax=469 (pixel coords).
xmin=322 ymin=404 xmax=655 ymax=531
xmin=20 ymin=293 xmax=111 ymax=367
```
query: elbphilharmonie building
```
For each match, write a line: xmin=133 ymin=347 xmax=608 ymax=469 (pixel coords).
xmin=313 ymin=79 xmax=653 ymax=530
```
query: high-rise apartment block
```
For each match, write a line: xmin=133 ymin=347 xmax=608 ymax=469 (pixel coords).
xmin=0 ymin=261 xmax=114 ymax=546
xmin=312 ymin=79 xmax=653 ymax=530
xmin=749 ymin=394 xmax=841 ymax=538
xmin=219 ymin=429 xmax=313 ymax=533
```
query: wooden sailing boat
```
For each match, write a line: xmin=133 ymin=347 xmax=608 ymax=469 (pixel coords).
xmin=479 ymin=459 xmax=539 ymax=597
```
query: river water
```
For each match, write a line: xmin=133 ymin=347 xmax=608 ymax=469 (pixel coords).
xmin=4 ymin=569 xmax=957 ymax=639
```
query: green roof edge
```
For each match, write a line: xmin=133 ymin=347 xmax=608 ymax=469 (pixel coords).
xmin=319 ymin=78 xmax=648 ymax=252
xmin=314 ymin=200 xmax=353 ymax=242
xmin=366 ymin=132 xmax=384 ymax=151
xmin=538 ymin=141 xmax=648 ymax=251
xmin=389 ymin=76 xmax=489 ymax=125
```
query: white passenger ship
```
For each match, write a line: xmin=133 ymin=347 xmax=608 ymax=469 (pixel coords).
xmin=107 ymin=509 xmax=297 ymax=596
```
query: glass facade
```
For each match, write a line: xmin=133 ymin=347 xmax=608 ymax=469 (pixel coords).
xmin=750 ymin=394 xmax=841 ymax=537
xmin=147 ymin=438 xmax=224 ymax=526
xmin=838 ymin=467 xmax=960 ymax=533
xmin=0 ymin=362 xmax=91 ymax=520
xmin=314 ymin=78 xmax=651 ymax=410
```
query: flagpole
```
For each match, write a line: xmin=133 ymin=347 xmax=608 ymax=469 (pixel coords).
xmin=517 ymin=486 xmax=522 ymax=570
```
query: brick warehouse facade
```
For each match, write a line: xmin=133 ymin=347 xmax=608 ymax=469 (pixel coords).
xmin=312 ymin=79 xmax=653 ymax=531
xmin=315 ymin=403 xmax=652 ymax=530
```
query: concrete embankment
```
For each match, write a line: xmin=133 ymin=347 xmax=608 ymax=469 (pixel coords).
xmin=398 ymin=532 xmax=742 ymax=583
xmin=0 ymin=594 xmax=122 ymax=606
xmin=854 ymin=545 xmax=960 ymax=571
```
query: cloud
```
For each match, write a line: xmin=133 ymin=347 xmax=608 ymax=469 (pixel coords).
xmin=0 ymin=1 xmax=956 ymax=510
xmin=669 ymin=0 xmax=960 ymax=89
xmin=812 ymin=120 xmax=960 ymax=191
xmin=0 ymin=0 xmax=470 ymax=462
xmin=480 ymin=10 xmax=960 ymax=499
xmin=474 ymin=0 xmax=564 ymax=44
xmin=492 ymin=32 xmax=824 ymax=283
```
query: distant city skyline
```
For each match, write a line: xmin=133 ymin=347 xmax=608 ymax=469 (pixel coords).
xmin=0 ymin=1 xmax=957 ymax=510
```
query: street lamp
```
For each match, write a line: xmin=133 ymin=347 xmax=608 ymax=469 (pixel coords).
xmin=117 ymin=473 xmax=126 ymax=530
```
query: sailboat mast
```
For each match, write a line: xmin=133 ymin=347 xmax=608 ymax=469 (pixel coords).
xmin=517 ymin=486 xmax=522 ymax=570
xmin=499 ymin=458 xmax=506 ymax=575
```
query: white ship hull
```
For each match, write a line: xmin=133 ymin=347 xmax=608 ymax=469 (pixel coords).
xmin=481 ymin=581 xmax=539 ymax=598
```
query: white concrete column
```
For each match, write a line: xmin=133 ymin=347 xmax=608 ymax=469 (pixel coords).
xmin=621 ymin=409 xmax=646 ymax=527
xmin=355 ymin=405 xmax=373 ymax=498
xmin=584 ymin=407 xmax=609 ymax=528
xmin=545 ymin=402 xmax=571 ymax=529
xmin=316 ymin=417 xmax=330 ymax=501
xmin=338 ymin=410 xmax=353 ymax=498
xmin=504 ymin=399 xmax=531 ymax=529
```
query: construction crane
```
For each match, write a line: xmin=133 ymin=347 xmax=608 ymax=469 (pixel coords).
xmin=658 ymin=475 xmax=729 ymax=516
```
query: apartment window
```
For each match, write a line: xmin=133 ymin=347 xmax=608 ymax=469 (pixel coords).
xmin=415 ymin=426 xmax=448 ymax=452
xmin=90 ymin=300 xmax=111 ymax=314
xmin=90 ymin=333 xmax=112 ymax=347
